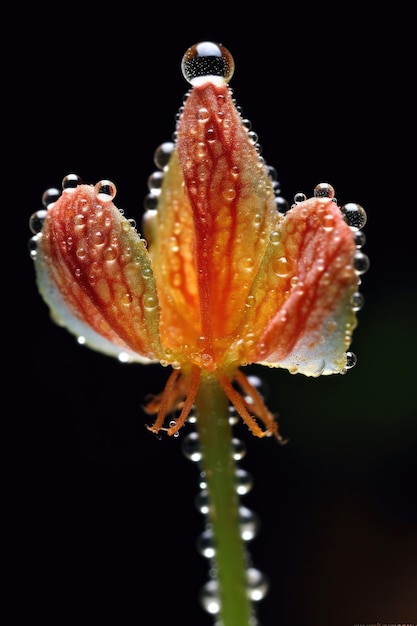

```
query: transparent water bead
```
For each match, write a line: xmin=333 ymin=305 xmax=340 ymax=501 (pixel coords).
xmin=345 ymin=351 xmax=357 ymax=369
xmin=314 ymin=182 xmax=335 ymax=198
xmin=246 ymin=567 xmax=269 ymax=602
xmin=62 ymin=173 xmax=82 ymax=190
xmin=235 ymin=468 xmax=253 ymax=495
xmin=154 ymin=142 xmax=175 ymax=170
xmin=181 ymin=41 xmax=235 ymax=86
xmin=29 ymin=209 xmax=47 ymax=234
xmin=42 ymin=187 xmax=61 ymax=208
xmin=196 ymin=528 xmax=216 ymax=559
xmin=239 ymin=506 xmax=260 ymax=541
xmin=199 ymin=579 xmax=221 ymax=615
xmin=94 ymin=179 xmax=117 ymax=201
xmin=182 ymin=431 xmax=202 ymax=463
xmin=341 ymin=202 xmax=367 ymax=230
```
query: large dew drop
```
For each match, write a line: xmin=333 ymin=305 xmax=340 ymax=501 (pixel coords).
xmin=181 ymin=41 xmax=235 ymax=86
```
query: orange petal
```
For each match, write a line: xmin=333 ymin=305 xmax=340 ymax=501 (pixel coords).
xmin=35 ymin=183 xmax=163 ymax=362
xmin=234 ymin=196 xmax=360 ymax=375
xmin=154 ymin=81 xmax=281 ymax=367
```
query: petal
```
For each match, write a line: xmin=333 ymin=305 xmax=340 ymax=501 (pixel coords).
xmin=145 ymin=151 xmax=203 ymax=362
xmin=233 ymin=197 xmax=360 ymax=375
xmin=34 ymin=183 xmax=163 ymax=362
xmin=159 ymin=81 xmax=281 ymax=367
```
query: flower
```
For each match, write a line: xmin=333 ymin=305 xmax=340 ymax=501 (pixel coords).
xmin=29 ymin=41 xmax=368 ymax=441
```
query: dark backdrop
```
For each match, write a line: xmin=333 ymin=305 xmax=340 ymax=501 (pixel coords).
xmin=10 ymin=3 xmax=416 ymax=625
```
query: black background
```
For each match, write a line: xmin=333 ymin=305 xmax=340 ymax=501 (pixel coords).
xmin=9 ymin=3 xmax=416 ymax=625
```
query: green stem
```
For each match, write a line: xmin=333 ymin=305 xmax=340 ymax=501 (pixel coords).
xmin=195 ymin=371 xmax=253 ymax=626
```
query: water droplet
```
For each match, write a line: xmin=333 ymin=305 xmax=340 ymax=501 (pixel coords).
xmin=322 ymin=213 xmax=335 ymax=231
xmin=350 ymin=291 xmax=364 ymax=311
xmin=62 ymin=173 xmax=82 ymax=190
xmin=353 ymin=251 xmax=370 ymax=275
xmin=235 ymin=468 xmax=253 ymax=495
xmin=199 ymin=579 xmax=221 ymax=615
xmin=269 ymin=231 xmax=281 ymax=244
xmin=181 ymin=41 xmax=234 ymax=86
xmin=143 ymin=193 xmax=158 ymax=212
xmin=147 ymin=171 xmax=164 ymax=195
xmin=197 ymin=106 xmax=210 ymax=121
xmin=232 ymin=438 xmax=247 ymax=460
xmin=42 ymin=187 xmax=61 ymax=208
xmin=353 ymin=230 xmax=366 ymax=248
xmin=196 ymin=529 xmax=216 ymax=558
xmin=103 ymin=246 xmax=118 ymax=262
xmin=341 ymin=202 xmax=367 ymax=230
xmin=239 ymin=506 xmax=259 ymax=541
xmin=245 ymin=295 xmax=256 ymax=308
xmin=345 ymin=351 xmax=357 ymax=369
xmin=182 ymin=432 xmax=202 ymax=462
xmin=272 ymin=256 xmax=289 ymax=277
xmin=275 ymin=195 xmax=289 ymax=213
xmin=28 ymin=233 xmax=41 ymax=258
xmin=195 ymin=490 xmax=210 ymax=515
xmin=154 ymin=142 xmax=175 ymax=170
xmin=293 ymin=192 xmax=307 ymax=204
xmin=314 ymin=182 xmax=335 ymax=198
xmin=29 ymin=209 xmax=47 ymax=234
xmin=144 ymin=294 xmax=158 ymax=309
xmin=92 ymin=230 xmax=106 ymax=246
xmin=246 ymin=568 xmax=269 ymax=602
xmin=94 ymin=179 xmax=117 ymax=201
xmin=247 ymin=130 xmax=258 ymax=144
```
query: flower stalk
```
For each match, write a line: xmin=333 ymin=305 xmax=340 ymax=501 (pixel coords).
xmin=195 ymin=371 xmax=253 ymax=626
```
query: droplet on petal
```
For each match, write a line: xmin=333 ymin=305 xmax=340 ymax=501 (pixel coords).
xmin=181 ymin=41 xmax=235 ymax=86
xmin=341 ymin=202 xmax=367 ymax=230
xmin=62 ymin=173 xmax=82 ymax=191
xmin=314 ymin=182 xmax=335 ymax=198
xmin=94 ymin=179 xmax=117 ymax=201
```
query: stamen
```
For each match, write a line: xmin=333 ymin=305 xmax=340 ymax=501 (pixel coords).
xmin=146 ymin=368 xmax=181 ymax=433
xmin=167 ymin=366 xmax=201 ymax=436
xmin=217 ymin=372 xmax=281 ymax=439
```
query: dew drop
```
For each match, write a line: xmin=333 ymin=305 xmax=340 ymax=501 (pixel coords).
xmin=92 ymin=231 xmax=106 ymax=246
xmin=181 ymin=41 xmax=235 ymax=86
xmin=275 ymin=195 xmax=289 ymax=213
xmin=103 ymin=246 xmax=118 ymax=262
xmin=182 ymin=431 xmax=202 ymax=462
xmin=345 ymin=351 xmax=357 ymax=369
xmin=353 ymin=251 xmax=370 ymax=275
xmin=29 ymin=209 xmax=47 ymax=234
xmin=143 ymin=193 xmax=158 ymax=212
xmin=196 ymin=529 xmax=216 ymax=559
xmin=199 ymin=579 xmax=221 ymax=615
xmin=28 ymin=233 xmax=41 ymax=258
xmin=314 ymin=182 xmax=335 ymax=198
xmin=350 ymin=291 xmax=365 ymax=311
xmin=341 ymin=202 xmax=367 ymax=230
xmin=94 ymin=179 xmax=117 ymax=201
xmin=42 ymin=187 xmax=61 ymax=208
xmin=195 ymin=490 xmax=210 ymax=515
xmin=245 ymin=295 xmax=256 ymax=308
xmin=246 ymin=568 xmax=269 ymax=602
xmin=273 ymin=256 xmax=289 ymax=277
xmin=322 ymin=213 xmax=335 ymax=231
xmin=232 ymin=437 xmax=247 ymax=460
xmin=235 ymin=468 xmax=253 ymax=495
xmin=239 ymin=506 xmax=259 ymax=541
xmin=353 ymin=230 xmax=366 ymax=248
xmin=147 ymin=171 xmax=164 ymax=195
xmin=154 ymin=142 xmax=175 ymax=170
xmin=269 ymin=230 xmax=281 ymax=244
xmin=293 ymin=192 xmax=307 ymax=204
xmin=197 ymin=106 xmax=210 ymax=121
xmin=144 ymin=294 xmax=158 ymax=309
xmin=62 ymin=173 xmax=82 ymax=190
